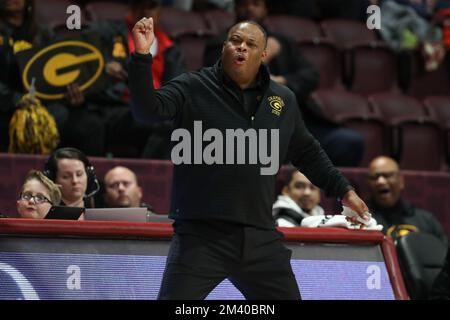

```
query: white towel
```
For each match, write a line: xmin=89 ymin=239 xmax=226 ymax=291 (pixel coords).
xmin=301 ymin=215 xmax=383 ymax=231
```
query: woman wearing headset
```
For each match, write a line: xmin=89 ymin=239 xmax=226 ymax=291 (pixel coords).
xmin=43 ymin=148 xmax=99 ymax=211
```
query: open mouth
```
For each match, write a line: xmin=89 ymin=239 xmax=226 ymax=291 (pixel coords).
xmin=234 ymin=55 xmax=246 ymax=65
xmin=377 ymin=188 xmax=390 ymax=196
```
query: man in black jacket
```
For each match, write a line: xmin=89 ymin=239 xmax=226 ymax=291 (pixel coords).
xmin=367 ymin=156 xmax=448 ymax=245
xmin=203 ymin=0 xmax=364 ymax=167
xmin=129 ymin=17 xmax=370 ymax=300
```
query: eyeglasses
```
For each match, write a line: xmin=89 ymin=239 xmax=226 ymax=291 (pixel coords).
xmin=367 ymin=171 xmax=399 ymax=181
xmin=19 ymin=192 xmax=52 ymax=205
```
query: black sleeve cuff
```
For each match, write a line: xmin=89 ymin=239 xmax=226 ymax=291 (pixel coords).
xmin=131 ymin=52 xmax=153 ymax=62
xmin=337 ymin=185 xmax=355 ymax=202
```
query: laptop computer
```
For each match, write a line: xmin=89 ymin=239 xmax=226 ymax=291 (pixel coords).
xmin=84 ymin=207 xmax=172 ymax=223
xmin=45 ymin=206 xmax=85 ymax=220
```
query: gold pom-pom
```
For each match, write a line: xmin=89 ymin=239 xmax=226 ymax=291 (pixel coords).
xmin=8 ymin=93 xmax=60 ymax=154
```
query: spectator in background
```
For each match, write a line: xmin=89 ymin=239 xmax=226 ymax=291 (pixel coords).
xmin=0 ymin=0 xmax=53 ymax=152
xmin=366 ymin=156 xmax=448 ymax=245
xmin=395 ymin=0 xmax=450 ymax=19
xmin=380 ymin=0 xmax=446 ymax=72
xmin=203 ymin=0 xmax=364 ymax=167
xmin=16 ymin=170 xmax=61 ymax=219
xmin=273 ymin=167 xmax=324 ymax=227
xmin=0 ymin=0 xmax=105 ymax=156
xmin=103 ymin=166 xmax=154 ymax=211
xmin=87 ymin=0 xmax=186 ymax=159
xmin=43 ymin=147 xmax=99 ymax=209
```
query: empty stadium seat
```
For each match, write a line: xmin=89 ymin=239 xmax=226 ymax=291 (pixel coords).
xmin=348 ymin=45 xmax=399 ymax=96
xmin=404 ymin=52 xmax=450 ymax=99
xmin=396 ymin=122 xmax=445 ymax=171
xmin=203 ymin=9 xmax=235 ymax=34
xmin=312 ymin=90 xmax=387 ymax=166
xmin=396 ymin=232 xmax=448 ymax=299
xmin=160 ymin=7 xmax=212 ymax=38
xmin=320 ymin=19 xmax=378 ymax=48
xmin=320 ymin=19 xmax=398 ymax=94
xmin=263 ymin=16 xmax=343 ymax=89
xmin=369 ymin=93 xmax=445 ymax=171
xmin=265 ymin=15 xmax=322 ymax=43
xmin=369 ymin=93 xmax=426 ymax=120
xmin=424 ymin=96 xmax=450 ymax=167
xmin=176 ymin=34 xmax=212 ymax=71
xmin=85 ymin=1 xmax=130 ymax=21
xmin=423 ymin=96 xmax=450 ymax=125
xmin=299 ymin=40 xmax=343 ymax=89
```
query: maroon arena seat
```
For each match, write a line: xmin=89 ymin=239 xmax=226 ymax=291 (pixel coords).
xmin=423 ymin=95 xmax=450 ymax=167
xmin=176 ymin=34 xmax=212 ymax=71
xmin=348 ymin=45 xmax=399 ymax=96
xmin=203 ymin=9 xmax=235 ymax=34
xmin=404 ymin=52 xmax=450 ymax=99
xmin=369 ymin=93 xmax=426 ymax=120
xmin=312 ymin=90 xmax=387 ymax=166
xmin=320 ymin=19 xmax=397 ymax=94
xmin=423 ymin=95 xmax=450 ymax=125
xmin=320 ymin=19 xmax=378 ymax=48
xmin=265 ymin=15 xmax=322 ymax=43
xmin=160 ymin=7 xmax=211 ymax=38
xmin=84 ymin=1 xmax=130 ymax=21
xmin=299 ymin=40 xmax=343 ymax=89
xmin=369 ymin=93 xmax=445 ymax=171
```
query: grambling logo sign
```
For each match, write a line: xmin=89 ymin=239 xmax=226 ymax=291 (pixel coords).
xmin=21 ymin=40 xmax=104 ymax=100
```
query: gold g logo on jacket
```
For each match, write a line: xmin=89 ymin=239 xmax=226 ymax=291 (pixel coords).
xmin=268 ymin=95 xmax=284 ymax=116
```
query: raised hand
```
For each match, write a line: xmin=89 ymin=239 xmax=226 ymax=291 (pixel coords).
xmin=132 ymin=17 xmax=155 ymax=55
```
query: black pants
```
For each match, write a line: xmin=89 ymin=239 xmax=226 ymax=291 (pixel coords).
xmin=158 ymin=220 xmax=301 ymax=300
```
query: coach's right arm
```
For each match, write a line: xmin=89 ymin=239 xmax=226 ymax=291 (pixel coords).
xmin=128 ymin=17 xmax=186 ymax=124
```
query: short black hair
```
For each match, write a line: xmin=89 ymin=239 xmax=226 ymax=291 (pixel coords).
xmin=227 ymin=20 xmax=268 ymax=48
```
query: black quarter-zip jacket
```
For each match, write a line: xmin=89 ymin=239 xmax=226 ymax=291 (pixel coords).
xmin=129 ymin=53 xmax=353 ymax=229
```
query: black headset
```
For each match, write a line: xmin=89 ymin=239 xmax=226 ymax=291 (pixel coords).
xmin=43 ymin=147 xmax=100 ymax=198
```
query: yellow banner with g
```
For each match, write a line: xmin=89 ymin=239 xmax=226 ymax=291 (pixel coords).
xmin=17 ymin=37 xmax=106 ymax=101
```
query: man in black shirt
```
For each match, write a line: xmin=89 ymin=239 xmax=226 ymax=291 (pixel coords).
xmin=367 ymin=156 xmax=448 ymax=245
xmin=129 ymin=17 xmax=370 ymax=299
xmin=203 ymin=0 xmax=364 ymax=167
